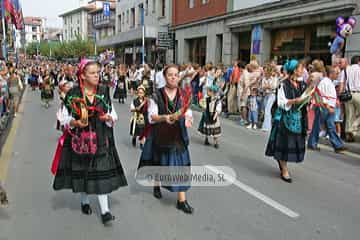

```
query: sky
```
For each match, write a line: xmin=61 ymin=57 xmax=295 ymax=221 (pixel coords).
xmin=22 ymin=0 xmax=81 ymax=28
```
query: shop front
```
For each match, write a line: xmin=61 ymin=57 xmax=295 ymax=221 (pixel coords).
xmin=271 ymin=24 xmax=335 ymax=65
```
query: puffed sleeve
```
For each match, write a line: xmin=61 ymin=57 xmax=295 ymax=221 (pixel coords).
xmin=148 ymin=99 xmax=159 ymax=124
xmin=105 ymin=103 xmax=118 ymax=127
xmin=277 ymin=84 xmax=291 ymax=111
xmin=216 ymin=100 xmax=222 ymax=114
xmin=59 ymin=106 xmax=74 ymax=128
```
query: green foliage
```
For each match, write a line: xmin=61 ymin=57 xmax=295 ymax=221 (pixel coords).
xmin=25 ymin=38 xmax=98 ymax=59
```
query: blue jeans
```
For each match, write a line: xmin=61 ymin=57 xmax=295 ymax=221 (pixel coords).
xmin=308 ymin=108 xmax=344 ymax=150
xmin=261 ymin=94 xmax=276 ymax=131
xmin=248 ymin=110 xmax=258 ymax=124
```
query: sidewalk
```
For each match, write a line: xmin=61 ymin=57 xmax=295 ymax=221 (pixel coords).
xmin=191 ymin=104 xmax=360 ymax=156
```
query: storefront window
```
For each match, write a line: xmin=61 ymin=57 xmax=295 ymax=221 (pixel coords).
xmin=188 ymin=37 xmax=206 ymax=65
xmin=271 ymin=24 xmax=333 ymax=65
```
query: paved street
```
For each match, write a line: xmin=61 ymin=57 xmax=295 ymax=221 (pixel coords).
xmin=1 ymin=88 xmax=360 ymax=240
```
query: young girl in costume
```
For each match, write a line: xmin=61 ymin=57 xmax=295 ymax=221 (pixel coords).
xmin=56 ymin=80 xmax=72 ymax=131
xmin=198 ymin=84 xmax=222 ymax=148
xmin=52 ymin=59 xmax=128 ymax=225
xmin=130 ymin=85 xmax=149 ymax=148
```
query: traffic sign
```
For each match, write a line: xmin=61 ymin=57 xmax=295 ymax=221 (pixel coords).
xmin=103 ymin=2 xmax=110 ymax=17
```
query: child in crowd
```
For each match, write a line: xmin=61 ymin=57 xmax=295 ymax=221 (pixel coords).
xmin=247 ymin=87 xmax=259 ymax=129
xmin=198 ymin=84 xmax=222 ymax=148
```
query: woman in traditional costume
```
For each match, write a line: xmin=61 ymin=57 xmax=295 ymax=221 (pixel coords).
xmin=113 ymin=64 xmax=127 ymax=103
xmin=198 ymin=84 xmax=222 ymax=148
xmin=138 ymin=65 xmax=194 ymax=214
xmin=265 ymin=60 xmax=307 ymax=183
xmin=130 ymin=85 xmax=149 ymax=148
xmin=40 ymin=70 xmax=54 ymax=108
xmin=52 ymin=59 xmax=128 ymax=225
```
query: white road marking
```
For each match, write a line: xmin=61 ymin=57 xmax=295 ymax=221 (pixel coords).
xmin=205 ymin=165 xmax=300 ymax=219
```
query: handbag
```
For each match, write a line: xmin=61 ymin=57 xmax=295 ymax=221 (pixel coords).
xmin=70 ymin=127 xmax=97 ymax=155
xmin=339 ymin=69 xmax=352 ymax=102
xmin=283 ymin=110 xmax=302 ymax=134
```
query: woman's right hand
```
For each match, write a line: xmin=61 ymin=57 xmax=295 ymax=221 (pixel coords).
xmin=71 ymin=119 xmax=88 ymax=128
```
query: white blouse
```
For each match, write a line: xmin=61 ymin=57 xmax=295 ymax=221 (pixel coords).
xmin=147 ymin=99 xmax=193 ymax=124
xmin=277 ymin=83 xmax=291 ymax=111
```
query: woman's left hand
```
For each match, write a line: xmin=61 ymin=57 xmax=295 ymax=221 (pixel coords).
xmin=99 ymin=114 xmax=112 ymax=122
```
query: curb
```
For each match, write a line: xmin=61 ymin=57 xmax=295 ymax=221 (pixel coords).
xmin=191 ymin=104 xmax=360 ymax=157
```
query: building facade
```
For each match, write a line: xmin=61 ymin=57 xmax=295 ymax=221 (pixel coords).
xmin=98 ymin=0 xmax=173 ymax=65
xmin=174 ymin=0 xmax=360 ymax=66
xmin=59 ymin=5 xmax=94 ymax=41
xmin=23 ymin=17 xmax=44 ymax=45
xmin=172 ymin=0 xmax=228 ymax=66
xmin=89 ymin=3 xmax=116 ymax=41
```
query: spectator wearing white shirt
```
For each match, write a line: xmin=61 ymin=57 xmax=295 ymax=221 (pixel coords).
xmin=340 ymin=56 xmax=360 ymax=142
xmin=308 ymin=66 xmax=345 ymax=152
xmin=155 ymin=64 xmax=166 ymax=89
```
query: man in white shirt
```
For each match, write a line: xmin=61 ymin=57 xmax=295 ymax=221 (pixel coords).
xmin=155 ymin=64 xmax=166 ymax=89
xmin=340 ymin=56 xmax=360 ymax=142
xmin=308 ymin=66 xmax=345 ymax=152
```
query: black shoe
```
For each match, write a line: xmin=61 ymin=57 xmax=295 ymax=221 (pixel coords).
xmin=153 ymin=186 xmax=162 ymax=199
xmin=132 ymin=138 xmax=136 ymax=147
xmin=0 ymin=186 xmax=8 ymax=206
xmin=335 ymin=147 xmax=347 ymax=154
xmin=214 ymin=143 xmax=219 ymax=149
xmin=308 ymin=146 xmax=321 ymax=151
xmin=176 ymin=200 xmax=194 ymax=214
xmin=280 ymin=174 xmax=292 ymax=183
xmin=81 ymin=204 xmax=92 ymax=215
xmin=101 ymin=212 xmax=115 ymax=225
xmin=204 ymin=139 xmax=210 ymax=146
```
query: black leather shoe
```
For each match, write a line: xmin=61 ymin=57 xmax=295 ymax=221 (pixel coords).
xmin=204 ymin=138 xmax=210 ymax=146
xmin=176 ymin=200 xmax=194 ymax=214
xmin=101 ymin=212 xmax=115 ymax=225
xmin=214 ymin=143 xmax=219 ymax=149
xmin=0 ymin=186 xmax=8 ymax=206
xmin=81 ymin=204 xmax=92 ymax=215
xmin=153 ymin=186 xmax=162 ymax=199
xmin=280 ymin=174 xmax=293 ymax=183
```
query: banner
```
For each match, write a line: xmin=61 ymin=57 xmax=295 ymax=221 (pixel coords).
xmin=3 ymin=0 xmax=24 ymax=30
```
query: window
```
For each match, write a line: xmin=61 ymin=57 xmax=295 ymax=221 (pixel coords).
xmin=127 ymin=10 xmax=129 ymax=24
xmin=145 ymin=0 xmax=149 ymax=16
xmin=189 ymin=0 xmax=195 ymax=8
xmin=32 ymin=26 xmax=37 ymax=32
xmin=152 ymin=0 xmax=156 ymax=13
xmin=118 ymin=15 xmax=122 ymax=32
xmin=138 ymin=4 xmax=143 ymax=26
xmin=202 ymin=0 xmax=209 ymax=4
xmin=32 ymin=35 xmax=37 ymax=41
xmin=160 ymin=0 xmax=165 ymax=17
xmin=130 ymin=8 xmax=135 ymax=28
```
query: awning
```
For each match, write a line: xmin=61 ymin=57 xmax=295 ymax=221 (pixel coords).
xmin=97 ymin=26 xmax=158 ymax=47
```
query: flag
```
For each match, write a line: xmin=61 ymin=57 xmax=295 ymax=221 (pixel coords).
xmin=3 ymin=0 xmax=24 ymax=30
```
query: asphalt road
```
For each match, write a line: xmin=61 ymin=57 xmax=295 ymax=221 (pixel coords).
xmin=1 ymin=87 xmax=360 ymax=240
